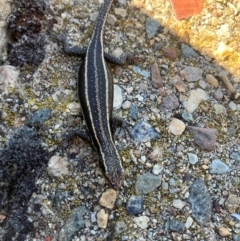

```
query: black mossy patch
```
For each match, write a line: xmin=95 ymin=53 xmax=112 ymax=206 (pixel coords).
xmin=0 ymin=126 xmax=48 ymax=241
xmin=7 ymin=0 xmax=57 ymax=67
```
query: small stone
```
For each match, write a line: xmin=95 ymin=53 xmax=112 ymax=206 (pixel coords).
xmin=28 ymin=108 xmax=51 ymax=126
xmin=169 ymin=220 xmax=185 ymax=233
xmin=152 ymin=164 xmax=163 ymax=175
xmin=185 ymin=88 xmax=208 ymax=113
xmin=129 ymin=104 xmax=138 ymax=120
xmin=229 ymin=101 xmax=237 ymax=111
xmin=181 ymin=43 xmax=199 ymax=57
xmin=163 ymin=47 xmax=178 ymax=60
xmin=214 ymin=104 xmax=226 ymax=115
xmin=48 ymin=156 xmax=69 ymax=177
xmin=114 ymin=221 xmax=127 ymax=236
xmin=185 ymin=216 xmax=193 ymax=229
xmin=187 ymin=153 xmax=198 ymax=165
xmin=218 ymin=227 xmax=230 ymax=237
xmin=131 ymin=120 xmax=160 ymax=142
xmin=151 ymin=62 xmax=163 ymax=88
xmin=210 ymin=159 xmax=230 ymax=174
xmin=132 ymin=65 xmax=150 ymax=78
xmin=97 ymin=209 xmax=108 ymax=229
xmin=187 ymin=126 xmax=218 ymax=151
xmin=114 ymin=85 xmax=123 ymax=109
xmin=106 ymin=14 xmax=117 ymax=25
xmin=199 ymin=80 xmax=207 ymax=89
xmin=182 ymin=112 xmax=193 ymax=122
xmin=67 ymin=102 xmax=81 ymax=115
xmin=126 ymin=195 xmax=144 ymax=215
xmin=173 ymin=199 xmax=185 ymax=209
xmin=99 ymin=189 xmax=117 ymax=209
xmin=122 ymin=100 xmax=131 ymax=109
xmin=171 ymin=75 xmax=186 ymax=92
xmin=148 ymin=147 xmax=163 ymax=162
xmin=169 ymin=118 xmax=186 ymax=135
xmin=214 ymin=88 xmax=224 ymax=100
xmin=205 ymin=74 xmax=219 ymax=88
xmin=114 ymin=8 xmax=127 ymax=18
xmin=162 ymin=95 xmax=179 ymax=110
xmin=180 ymin=66 xmax=203 ymax=82
xmin=133 ymin=216 xmax=150 ymax=229
xmin=146 ymin=17 xmax=161 ymax=39
xmin=135 ymin=172 xmax=161 ymax=195
xmin=230 ymin=151 xmax=240 ymax=161
xmin=225 ymin=194 xmax=240 ymax=213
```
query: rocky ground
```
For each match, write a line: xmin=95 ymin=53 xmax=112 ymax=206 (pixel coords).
xmin=0 ymin=0 xmax=239 ymax=240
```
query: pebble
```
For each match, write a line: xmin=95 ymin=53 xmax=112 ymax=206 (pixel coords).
xmin=229 ymin=101 xmax=237 ymax=111
xmin=148 ymin=147 xmax=163 ymax=162
xmin=181 ymin=112 xmax=193 ymax=122
xmin=214 ymin=88 xmax=224 ymax=100
xmin=99 ymin=189 xmax=117 ymax=209
xmin=180 ymin=66 xmax=203 ymax=82
xmin=163 ymin=47 xmax=178 ymax=60
xmin=198 ymin=79 xmax=207 ymax=89
xmin=132 ymin=65 xmax=150 ymax=78
xmin=214 ymin=104 xmax=227 ymax=115
xmin=135 ymin=172 xmax=161 ymax=195
xmin=67 ymin=102 xmax=81 ymax=115
xmin=113 ymin=84 xmax=123 ymax=109
xmin=133 ymin=216 xmax=150 ymax=229
xmin=48 ymin=156 xmax=69 ymax=177
xmin=106 ymin=14 xmax=117 ymax=25
xmin=58 ymin=206 xmax=87 ymax=241
xmin=151 ymin=62 xmax=163 ymax=88
xmin=0 ymin=65 xmax=20 ymax=96
xmin=187 ymin=153 xmax=198 ymax=165
xmin=218 ymin=227 xmax=230 ymax=237
xmin=169 ymin=118 xmax=186 ymax=135
xmin=129 ymin=104 xmax=138 ymax=120
xmin=187 ymin=126 xmax=218 ymax=151
xmin=152 ymin=164 xmax=163 ymax=175
xmin=114 ymin=8 xmax=127 ymax=18
xmin=114 ymin=221 xmax=127 ymax=236
xmin=230 ymin=151 xmax=240 ymax=161
xmin=145 ymin=17 xmax=161 ymax=39
xmin=185 ymin=88 xmax=208 ymax=113
xmin=126 ymin=195 xmax=144 ymax=215
xmin=181 ymin=43 xmax=199 ymax=58
xmin=169 ymin=220 xmax=185 ymax=233
xmin=171 ymin=75 xmax=186 ymax=92
xmin=205 ymin=74 xmax=219 ymax=88
xmin=185 ymin=216 xmax=193 ymax=229
xmin=172 ymin=199 xmax=185 ymax=209
xmin=97 ymin=209 xmax=108 ymax=229
xmin=28 ymin=108 xmax=51 ymax=126
xmin=122 ymin=100 xmax=131 ymax=109
xmin=210 ymin=159 xmax=231 ymax=174
xmin=131 ymin=120 xmax=160 ymax=142
xmin=225 ymin=194 xmax=240 ymax=213
xmin=162 ymin=95 xmax=179 ymax=110
xmin=188 ymin=178 xmax=211 ymax=226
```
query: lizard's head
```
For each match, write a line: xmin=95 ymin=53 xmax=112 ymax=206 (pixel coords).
xmin=105 ymin=162 xmax=124 ymax=190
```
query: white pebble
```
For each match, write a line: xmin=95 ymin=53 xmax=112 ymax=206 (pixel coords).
xmin=113 ymin=85 xmax=123 ymax=109
xmin=169 ymin=118 xmax=186 ymax=135
xmin=48 ymin=156 xmax=69 ymax=177
xmin=172 ymin=199 xmax=185 ymax=209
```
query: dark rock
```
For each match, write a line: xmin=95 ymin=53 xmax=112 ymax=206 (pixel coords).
xmin=151 ymin=62 xmax=163 ymax=88
xmin=181 ymin=43 xmax=199 ymax=58
xmin=135 ymin=172 xmax=161 ymax=195
xmin=188 ymin=178 xmax=211 ymax=226
xmin=131 ymin=120 xmax=160 ymax=142
xmin=126 ymin=195 xmax=144 ymax=215
xmin=169 ymin=220 xmax=185 ymax=233
xmin=129 ymin=104 xmax=138 ymax=120
xmin=187 ymin=126 xmax=218 ymax=151
xmin=58 ymin=206 xmax=88 ymax=241
xmin=28 ymin=108 xmax=51 ymax=126
xmin=146 ymin=17 xmax=162 ymax=39
xmin=162 ymin=95 xmax=179 ymax=110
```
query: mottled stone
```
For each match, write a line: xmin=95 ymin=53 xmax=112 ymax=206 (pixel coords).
xmin=67 ymin=102 xmax=81 ymax=115
xmin=162 ymin=95 xmax=179 ymax=110
xmin=48 ymin=156 xmax=69 ymax=177
xmin=99 ymin=189 xmax=117 ymax=209
xmin=205 ymin=74 xmax=219 ymax=88
xmin=114 ymin=85 xmax=123 ymax=109
xmin=126 ymin=195 xmax=144 ymax=215
xmin=225 ymin=194 xmax=240 ymax=213
xmin=187 ymin=126 xmax=218 ymax=151
xmin=131 ymin=120 xmax=160 ymax=142
xmin=169 ymin=118 xmax=186 ymax=135
xmin=28 ymin=108 xmax=51 ymax=126
xmin=148 ymin=147 xmax=163 ymax=162
xmin=169 ymin=220 xmax=185 ymax=233
xmin=171 ymin=75 xmax=186 ymax=92
xmin=210 ymin=159 xmax=230 ymax=174
xmin=97 ymin=209 xmax=108 ymax=229
xmin=151 ymin=62 xmax=163 ymax=88
xmin=114 ymin=221 xmax=127 ymax=236
xmin=181 ymin=43 xmax=199 ymax=57
xmin=133 ymin=216 xmax=149 ymax=229
xmin=214 ymin=104 xmax=226 ymax=115
xmin=146 ymin=17 xmax=161 ymax=39
xmin=188 ymin=178 xmax=211 ymax=226
xmin=163 ymin=47 xmax=178 ymax=60
xmin=180 ymin=66 xmax=203 ymax=82
xmin=230 ymin=151 xmax=240 ymax=161
xmin=132 ymin=65 xmax=150 ymax=78
xmin=129 ymin=104 xmax=138 ymax=120
xmin=135 ymin=172 xmax=161 ymax=195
